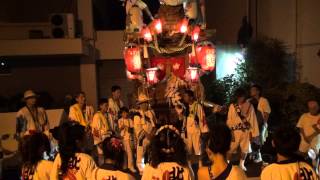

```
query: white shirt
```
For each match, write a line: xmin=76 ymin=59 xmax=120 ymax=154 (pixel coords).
xmin=257 ymin=97 xmax=271 ymax=115
xmin=297 ymin=113 xmax=320 ymax=152
xmin=261 ymin=160 xmax=317 ymax=180
xmin=187 ymin=102 xmax=208 ymax=134
xmin=92 ymin=168 xmax=135 ymax=180
xmin=16 ymin=106 xmax=48 ymax=135
xmin=21 ymin=160 xmax=53 ymax=180
xmin=69 ymin=104 xmax=94 ymax=127
xmin=50 ymin=153 xmax=97 ymax=180
xmin=108 ymin=98 xmax=124 ymax=120
xmin=91 ymin=111 xmax=111 ymax=146
xmin=134 ymin=110 xmax=156 ymax=138
xmin=142 ymin=162 xmax=192 ymax=180
xmin=118 ymin=118 xmax=134 ymax=140
xmin=227 ymin=103 xmax=259 ymax=137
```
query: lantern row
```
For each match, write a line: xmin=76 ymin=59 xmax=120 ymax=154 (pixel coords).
xmin=123 ymin=18 xmax=216 ymax=84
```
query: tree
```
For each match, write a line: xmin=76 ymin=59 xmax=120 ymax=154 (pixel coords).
xmin=238 ymin=37 xmax=291 ymax=89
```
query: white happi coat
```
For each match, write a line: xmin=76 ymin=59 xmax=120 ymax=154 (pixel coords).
xmin=16 ymin=106 xmax=49 ymax=136
xmin=69 ymin=104 xmax=94 ymax=127
xmin=297 ymin=113 xmax=320 ymax=153
xmin=142 ymin=162 xmax=193 ymax=180
xmin=108 ymin=98 xmax=124 ymax=120
xmin=21 ymin=160 xmax=53 ymax=180
xmin=50 ymin=153 xmax=97 ymax=180
xmin=227 ymin=103 xmax=259 ymax=138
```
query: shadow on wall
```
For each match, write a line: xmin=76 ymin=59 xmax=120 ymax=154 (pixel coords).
xmin=0 ymin=91 xmax=75 ymax=113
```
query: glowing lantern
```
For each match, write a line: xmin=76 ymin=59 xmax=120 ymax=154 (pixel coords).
xmin=191 ymin=26 xmax=200 ymax=42
xmin=124 ymin=44 xmax=142 ymax=73
xmin=126 ymin=69 xmax=137 ymax=80
xmin=186 ymin=67 xmax=200 ymax=83
xmin=154 ymin=19 xmax=162 ymax=34
xmin=196 ymin=42 xmax=216 ymax=71
xmin=142 ymin=27 xmax=152 ymax=42
xmin=146 ymin=67 xmax=159 ymax=85
xmin=180 ymin=18 xmax=189 ymax=33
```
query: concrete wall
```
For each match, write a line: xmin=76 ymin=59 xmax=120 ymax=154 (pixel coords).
xmin=0 ymin=0 xmax=77 ymax=23
xmin=0 ymin=57 xmax=81 ymax=109
xmin=206 ymin=0 xmax=248 ymax=44
xmin=257 ymin=0 xmax=320 ymax=87
xmin=97 ymin=60 xmax=135 ymax=107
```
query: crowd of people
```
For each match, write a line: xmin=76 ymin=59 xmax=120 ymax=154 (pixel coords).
xmin=14 ymin=84 xmax=320 ymax=180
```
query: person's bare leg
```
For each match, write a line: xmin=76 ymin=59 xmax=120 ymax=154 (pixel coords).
xmin=240 ymin=153 xmax=247 ymax=171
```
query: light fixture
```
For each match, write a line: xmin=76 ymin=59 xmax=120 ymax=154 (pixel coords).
xmin=179 ymin=18 xmax=189 ymax=33
xmin=154 ymin=19 xmax=162 ymax=34
xmin=146 ymin=67 xmax=159 ymax=85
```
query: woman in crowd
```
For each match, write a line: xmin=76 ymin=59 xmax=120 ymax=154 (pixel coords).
xmin=142 ymin=124 xmax=193 ymax=180
xmin=91 ymin=136 xmax=135 ymax=180
xmin=50 ymin=121 xmax=97 ymax=180
xmin=198 ymin=123 xmax=247 ymax=180
xmin=260 ymin=125 xmax=317 ymax=180
xmin=20 ymin=132 xmax=53 ymax=180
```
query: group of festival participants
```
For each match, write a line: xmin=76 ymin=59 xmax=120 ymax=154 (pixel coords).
xmin=15 ymin=85 xmax=320 ymax=179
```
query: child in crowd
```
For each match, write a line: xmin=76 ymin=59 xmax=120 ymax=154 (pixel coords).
xmin=198 ymin=123 xmax=247 ymax=180
xmin=20 ymin=132 xmax=53 ymax=180
xmin=91 ymin=136 xmax=135 ymax=180
xmin=50 ymin=121 xmax=97 ymax=180
xmin=91 ymin=98 xmax=112 ymax=165
xmin=142 ymin=124 xmax=194 ymax=180
xmin=261 ymin=125 xmax=317 ymax=180
xmin=118 ymin=107 xmax=136 ymax=173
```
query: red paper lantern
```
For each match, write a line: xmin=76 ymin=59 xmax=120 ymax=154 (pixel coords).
xmin=124 ymin=44 xmax=142 ymax=73
xmin=154 ymin=19 xmax=162 ymax=34
xmin=180 ymin=18 xmax=189 ymax=33
xmin=146 ymin=67 xmax=159 ymax=85
xmin=142 ymin=27 xmax=152 ymax=42
xmin=192 ymin=26 xmax=200 ymax=42
xmin=196 ymin=42 xmax=216 ymax=71
xmin=186 ymin=67 xmax=200 ymax=83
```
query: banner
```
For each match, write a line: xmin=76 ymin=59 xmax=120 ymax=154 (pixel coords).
xmin=150 ymin=56 xmax=186 ymax=80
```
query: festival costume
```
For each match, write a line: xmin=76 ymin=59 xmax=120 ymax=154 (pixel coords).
xmin=227 ymin=102 xmax=259 ymax=154
xmin=50 ymin=153 xmax=97 ymax=180
xmin=91 ymin=111 xmax=112 ymax=165
xmin=21 ymin=160 xmax=53 ymax=180
xmin=185 ymin=101 xmax=208 ymax=156
xmin=92 ymin=163 xmax=134 ymax=180
xmin=261 ymin=159 xmax=317 ymax=180
xmin=16 ymin=106 xmax=49 ymax=136
xmin=108 ymin=98 xmax=124 ymax=134
xmin=134 ymin=109 xmax=156 ymax=173
xmin=118 ymin=117 xmax=135 ymax=171
xmin=142 ymin=162 xmax=192 ymax=180
xmin=249 ymin=97 xmax=271 ymax=144
xmin=69 ymin=104 xmax=94 ymax=127
xmin=297 ymin=113 xmax=320 ymax=153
